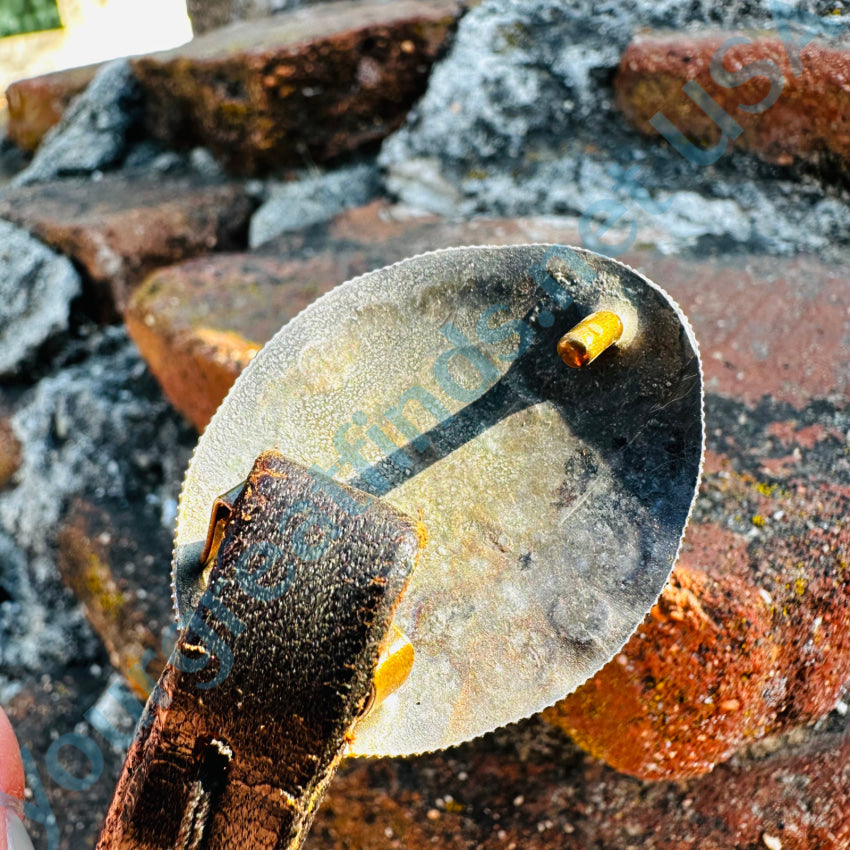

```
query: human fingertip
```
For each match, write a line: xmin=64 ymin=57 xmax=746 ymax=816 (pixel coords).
xmin=4 ymin=808 xmax=35 ymax=850
xmin=0 ymin=707 xmax=31 ymax=850
xmin=0 ymin=709 xmax=24 ymax=803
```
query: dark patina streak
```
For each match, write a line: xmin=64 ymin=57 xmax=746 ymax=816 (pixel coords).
xmin=96 ymin=451 xmax=419 ymax=849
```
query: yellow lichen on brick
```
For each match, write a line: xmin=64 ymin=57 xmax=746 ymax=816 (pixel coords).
xmin=82 ymin=553 xmax=126 ymax=619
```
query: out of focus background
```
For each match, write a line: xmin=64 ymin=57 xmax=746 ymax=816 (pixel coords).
xmin=0 ymin=0 xmax=191 ymax=115
xmin=0 ymin=1 xmax=848 ymax=848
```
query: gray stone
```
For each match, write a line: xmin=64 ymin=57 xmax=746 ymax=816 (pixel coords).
xmin=380 ymin=0 xmax=850 ymax=258
xmin=0 ymin=138 xmax=27 ymax=187
xmin=249 ymin=161 xmax=381 ymax=248
xmin=187 ymin=0 xmax=308 ymax=34
xmin=122 ymin=141 xmax=181 ymax=174
xmin=12 ymin=60 xmax=144 ymax=187
xmin=0 ymin=219 xmax=81 ymax=376
xmin=0 ymin=328 xmax=194 ymax=677
xmin=0 ymin=531 xmax=89 ymax=671
xmin=188 ymin=146 xmax=225 ymax=179
xmin=186 ymin=0 xmax=234 ymax=34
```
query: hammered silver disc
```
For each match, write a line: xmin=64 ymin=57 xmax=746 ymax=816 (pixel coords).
xmin=172 ymin=244 xmax=704 ymax=757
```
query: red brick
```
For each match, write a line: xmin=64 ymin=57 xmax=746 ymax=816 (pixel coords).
xmin=0 ymin=174 xmax=254 ymax=318
xmin=545 ymin=451 xmax=850 ymax=779
xmin=276 ymin=218 xmax=850 ymax=410
xmin=627 ymin=252 xmax=850 ymax=407
xmin=131 ymin=0 xmax=460 ymax=176
xmin=306 ymin=721 xmax=850 ymax=849
xmin=126 ymin=253 xmax=346 ymax=430
xmin=126 ymin=201 xmax=586 ymax=430
xmin=56 ymin=499 xmax=172 ymax=689
xmin=5 ymin=63 xmax=100 ymax=152
xmin=0 ymin=416 xmax=21 ymax=491
xmin=616 ymin=32 xmax=850 ymax=167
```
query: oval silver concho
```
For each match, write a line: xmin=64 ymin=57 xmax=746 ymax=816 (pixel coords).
xmin=172 ymin=244 xmax=705 ymax=757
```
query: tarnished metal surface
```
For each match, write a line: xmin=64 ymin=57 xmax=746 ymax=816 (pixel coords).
xmin=173 ymin=245 xmax=704 ymax=756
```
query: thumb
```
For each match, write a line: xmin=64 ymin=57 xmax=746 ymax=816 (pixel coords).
xmin=0 ymin=708 xmax=33 ymax=850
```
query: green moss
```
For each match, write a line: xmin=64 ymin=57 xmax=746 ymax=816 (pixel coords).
xmin=0 ymin=0 xmax=62 ymax=39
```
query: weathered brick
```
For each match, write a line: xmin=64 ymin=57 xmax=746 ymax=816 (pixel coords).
xmin=0 ymin=416 xmax=21 ymax=490
xmin=131 ymin=0 xmax=460 ymax=176
xmin=632 ymin=253 xmax=850 ymax=408
xmin=5 ymin=63 xmax=100 ymax=152
xmin=0 ymin=174 xmax=255 ymax=318
xmin=616 ymin=32 xmax=850 ymax=168
xmin=56 ymin=498 xmax=173 ymax=687
xmin=546 ymin=463 xmax=850 ymax=779
xmin=125 ymin=253 xmax=345 ymax=430
xmin=309 ymin=718 xmax=850 ymax=849
xmin=126 ymin=201 xmax=587 ymax=430
xmin=129 ymin=201 xmax=850 ymax=428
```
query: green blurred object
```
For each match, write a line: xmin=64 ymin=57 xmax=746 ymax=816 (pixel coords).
xmin=0 ymin=0 xmax=62 ymax=39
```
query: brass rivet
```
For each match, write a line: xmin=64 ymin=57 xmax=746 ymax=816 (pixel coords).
xmin=366 ymin=623 xmax=414 ymax=714
xmin=557 ymin=310 xmax=624 ymax=368
xmin=200 ymin=506 xmax=230 ymax=587
xmin=199 ymin=483 xmax=245 ymax=587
